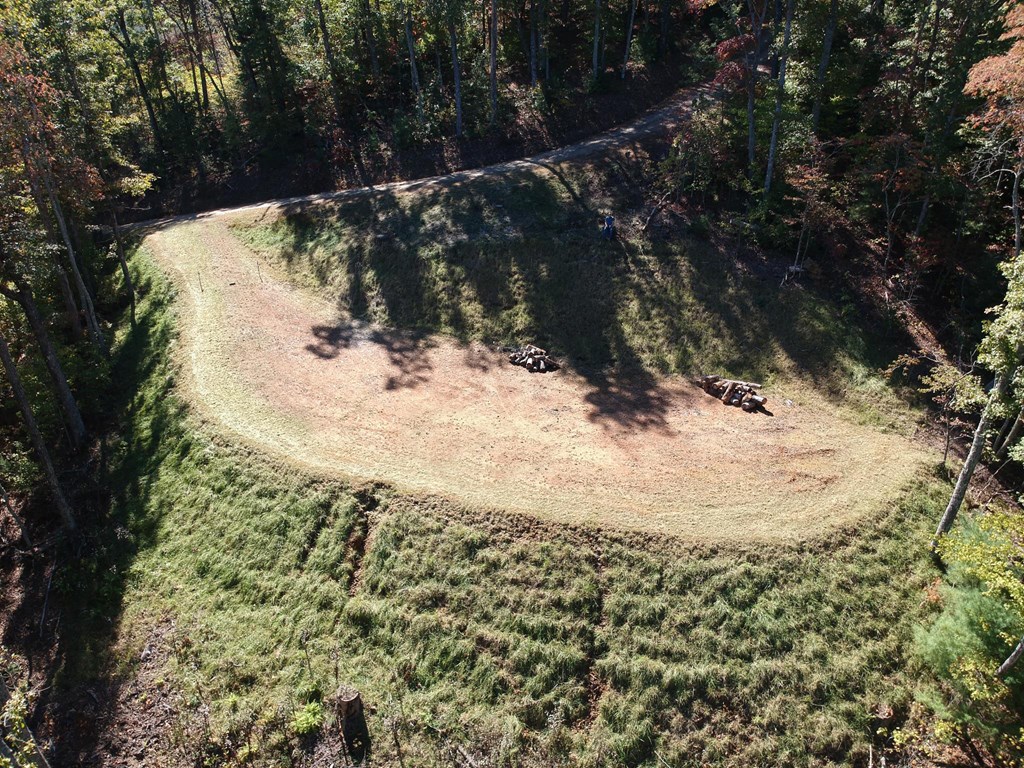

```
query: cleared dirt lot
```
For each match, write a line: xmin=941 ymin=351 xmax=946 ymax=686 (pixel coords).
xmin=144 ymin=215 xmax=929 ymax=541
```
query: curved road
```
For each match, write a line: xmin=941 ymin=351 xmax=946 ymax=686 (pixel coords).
xmin=132 ymin=83 xmax=712 ymax=233
xmin=139 ymin=82 xmax=930 ymax=541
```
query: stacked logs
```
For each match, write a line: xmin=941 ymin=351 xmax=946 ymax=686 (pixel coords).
xmin=699 ymin=375 xmax=768 ymax=412
xmin=508 ymin=344 xmax=560 ymax=374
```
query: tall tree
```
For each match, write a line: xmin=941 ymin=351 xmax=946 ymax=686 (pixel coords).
xmin=763 ymin=0 xmax=794 ymax=196
xmin=810 ymin=0 xmax=837 ymax=134
xmin=0 ymin=329 xmax=76 ymax=531
xmin=935 ymin=3 xmax=1024 ymax=545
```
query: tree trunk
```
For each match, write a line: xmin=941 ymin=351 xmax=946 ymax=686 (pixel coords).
xmin=934 ymin=371 xmax=1010 ymax=545
xmin=995 ymin=408 xmax=1024 ymax=460
xmin=489 ymin=0 xmax=499 ymax=122
xmin=111 ymin=209 xmax=137 ymax=327
xmin=592 ymin=0 xmax=601 ymax=80
xmin=763 ymin=0 xmax=794 ymax=197
xmin=1013 ymin=167 xmax=1022 ymax=260
xmin=37 ymin=159 xmax=106 ymax=353
xmin=186 ymin=0 xmax=210 ymax=111
xmin=0 ymin=331 xmax=76 ymax=532
xmin=745 ymin=0 xmax=767 ymax=178
xmin=529 ymin=0 xmax=538 ymax=87
xmin=746 ymin=69 xmax=757 ymax=176
xmin=55 ymin=266 xmax=83 ymax=341
xmin=111 ymin=8 xmax=165 ymax=151
xmin=810 ymin=0 xmax=837 ymax=134
xmin=450 ymin=20 xmax=464 ymax=137
xmin=362 ymin=0 xmax=381 ymax=78
xmin=541 ymin=0 xmax=549 ymax=79
xmin=657 ymin=0 xmax=669 ymax=60
xmin=401 ymin=0 xmax=424 ymax=121
xmin=997 ymin=636 xmax=1024 ymax=678
xmin=1 ymin=279 xmax=87 ymax=451
xmin=621 ymin=0 xmax=638 ymax=78
xmin=314 ymin=0 xmax=346 ymax=125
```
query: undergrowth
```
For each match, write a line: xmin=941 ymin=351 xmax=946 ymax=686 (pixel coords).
xmin=50 ymin=253 xmax=947 ymax=766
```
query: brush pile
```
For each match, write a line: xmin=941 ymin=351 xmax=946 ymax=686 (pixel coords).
xmin=508 ymin=344 xmax=560 ymax=374
xmin=699 ymin=375 xmax=768 ymax=412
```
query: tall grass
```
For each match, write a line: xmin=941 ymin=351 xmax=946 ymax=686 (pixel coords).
xmin=48 ymin=156 xmax=948 ymax=765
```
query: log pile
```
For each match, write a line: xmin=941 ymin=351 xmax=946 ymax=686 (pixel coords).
xmin=508 ymin=344 xmax=560 ymax=374
xmin=699 ymin=375 xmax=768 ymax=412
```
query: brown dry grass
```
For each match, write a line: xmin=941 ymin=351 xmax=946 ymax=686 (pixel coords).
xmin=141 ymin=213 xmax=931 ymax=542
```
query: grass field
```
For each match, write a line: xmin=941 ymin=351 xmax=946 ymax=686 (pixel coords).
xmin=138 ymin=152 xmax=930 ymax=541
xmin=62 ymin=258 xmax=945 ymax=766
xmin=54 ymin=147 xmax=951 ymax=766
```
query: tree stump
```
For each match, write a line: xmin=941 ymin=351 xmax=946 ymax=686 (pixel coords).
xmin=332 ymin=685 xmax=370 ymax=763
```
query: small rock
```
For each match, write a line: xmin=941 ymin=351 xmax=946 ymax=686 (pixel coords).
xmin=784 ymin=399 xmax=794 ymax=407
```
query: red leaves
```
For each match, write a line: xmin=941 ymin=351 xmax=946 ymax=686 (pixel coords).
xmin=715 ymin=34 xmax=754 ymax=62
xmin=965 ymin=5 xmax=1024 ymax=159
xmin=0 ymin=40 xmax=102 ymax=208
xmin=712 ymin=61 xmax=746 ymax=89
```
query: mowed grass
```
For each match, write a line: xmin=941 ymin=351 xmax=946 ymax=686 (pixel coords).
xmin=52 ymin=252 xmax=948 ymax=767
xmin=232 ymin=154 xmax=908 ymax=424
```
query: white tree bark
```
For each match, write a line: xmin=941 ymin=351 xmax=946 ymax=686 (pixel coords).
xmin=934 ymin=371 xmax=1010 ymax=545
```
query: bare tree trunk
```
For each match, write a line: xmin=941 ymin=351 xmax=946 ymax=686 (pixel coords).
xmin=0 ymin=332 xmax=76 ymax=532
xmin=745 ymin=1 xmax=767 ymax=178
xmin=54 ymin=266 xmax=84 ymax=341
xmin=657 ymin=0 xmax=669 ymax=60
xmin=186 ymin=0 xmax=210 ymax=111
xmin=111 ymin=209 xmax=137 ymax=327
xmin=0 ymin=279 xmax=87 ymax=451
xmin=763 ymin=0 xmax=794 ymax=197
xmin=38 ymin=164 xmax=106 ymax=353
xmin=621 ymin=0 xmax=638 ymax=78
xmin=400 ymin=0 xmax=424 ymax=121
xmin=746 ymin=72 xmax=757 ymax=176
xmin=314 ymin=0 xmax=346 ymax=125
xmin=529 ymin=0 xmax=538 ymax=87
xmin=362 ymin=0 xmax=381 ymax=77
xmin=111 ymin=8 xmax=165 ymax=151
xmin=540 ymin=0 xmax=549 ymax=79
xmin=934 ymin=371 xmax=1010 ymax=546
xmin=592 ymin=0 xmax=601 ymax=80
xmin=489 ymin=0 xmax=499 ymax=122
xmin=810 ymin=0 xmax=837 ymax=134
xmin=1013 ymin=166 xmax=1022 ymax=260
xmin=450 ymin=20 xmax=464 ymax=137
xmin=997 ymin=636 xmax=1024 ymax=677
xmin=996 ymin=409 xmax=1024 ymax=460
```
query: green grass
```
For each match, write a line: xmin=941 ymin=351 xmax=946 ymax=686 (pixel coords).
xmin=47 ymin=150 xmax=952 ymax=765
xmin=234 ymin=158 xmax=907 ymax=418
xmin=49 ymin=253 xmax=948 ymax=766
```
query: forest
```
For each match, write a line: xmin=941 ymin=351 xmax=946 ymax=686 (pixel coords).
xmin=2 ymin=0 xmax=1024 ymax=765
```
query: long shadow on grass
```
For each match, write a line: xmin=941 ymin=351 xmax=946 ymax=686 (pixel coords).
xmin=265 ymin=157 xmax=903 ymax=431
xmin=34 ymin=264 xmax=185 ymax=764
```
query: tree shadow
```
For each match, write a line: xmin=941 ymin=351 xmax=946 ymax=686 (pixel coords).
xmin=12 ymin=264 xmax=182 ymax=765
xmin=306 ymin=322 xmax=436 ymax=391
xmin=261 ymin=153 xmax=905 ymax=435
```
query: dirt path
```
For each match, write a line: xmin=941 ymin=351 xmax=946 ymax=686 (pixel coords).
xmin=144 ymin=212 xmax=929 ymax=541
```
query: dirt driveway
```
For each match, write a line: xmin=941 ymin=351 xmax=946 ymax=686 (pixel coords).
xmin=143 ymin=214 xmax=928 ymax=542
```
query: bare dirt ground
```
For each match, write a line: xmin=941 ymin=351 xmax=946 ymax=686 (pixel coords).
xmin=143 ymin=213 xmax=930 ymax=541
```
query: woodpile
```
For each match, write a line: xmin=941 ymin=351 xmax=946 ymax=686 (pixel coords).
xmin=508 ymin=344 xmax=560 ymax=374
xmin=698 ymin=375 xmax=768 ymax=412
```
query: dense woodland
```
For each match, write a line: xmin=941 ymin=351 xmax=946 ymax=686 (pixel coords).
xmin=3 ymin=0 xmax=1024 ymax=764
